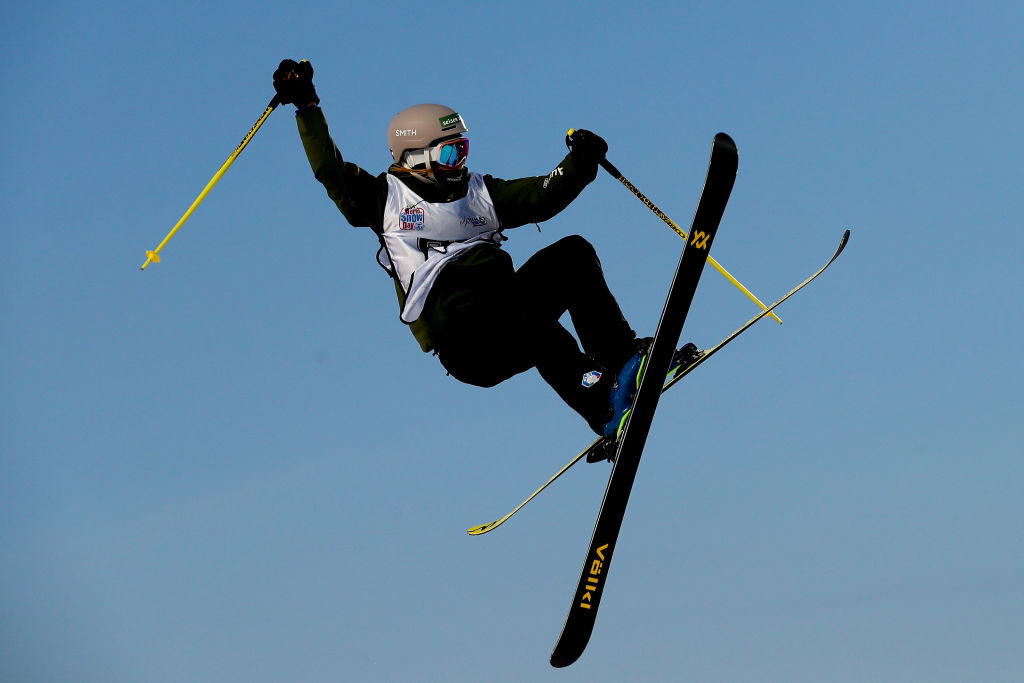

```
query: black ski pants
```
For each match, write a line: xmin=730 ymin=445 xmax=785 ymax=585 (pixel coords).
xmin=434 ymin=235 xmax=636 ymax=432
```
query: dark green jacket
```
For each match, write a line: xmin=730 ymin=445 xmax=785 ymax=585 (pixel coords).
xmin=296 ymin=106 xmax=599 ymax=351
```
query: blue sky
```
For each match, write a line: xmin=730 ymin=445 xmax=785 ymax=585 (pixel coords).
xmin=3 ymin=1 xmax=1022 ymax=681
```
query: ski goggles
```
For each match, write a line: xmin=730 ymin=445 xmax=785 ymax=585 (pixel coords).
xmin=429 ymin=137 xmax=470 ymax=169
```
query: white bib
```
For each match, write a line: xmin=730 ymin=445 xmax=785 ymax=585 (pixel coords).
xmin=378 ymin=173 xmax=502 ymax=322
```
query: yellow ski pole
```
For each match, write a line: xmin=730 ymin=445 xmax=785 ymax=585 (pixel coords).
xmin=140 ymin=95 xmax=281 ymax=270
xmin=568 ymin=130 xmax=782 ymax=324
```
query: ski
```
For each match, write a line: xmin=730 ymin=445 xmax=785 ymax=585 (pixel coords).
xmin=550 ymin=132 xmax=738 ymax=668
xmin=466 ymin=229 xmax=851 ymax=537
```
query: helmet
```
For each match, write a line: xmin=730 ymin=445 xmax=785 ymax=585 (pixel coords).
xmin=388 ymin=103 xmax=468 ymax=167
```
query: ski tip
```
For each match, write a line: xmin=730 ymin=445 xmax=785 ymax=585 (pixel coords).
xmin=833 ymin=229 xmax=851 ymax=258
xmin=467 ymin=521 xmax=496 ymax=536
xmin=713 ymin=132 xmax=737 ymax=151
xmin=550 ymin=647 xmax=584 ymax=668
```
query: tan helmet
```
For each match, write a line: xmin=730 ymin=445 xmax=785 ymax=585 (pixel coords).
xmin=388 ymin=103 xmax=468 ymax=165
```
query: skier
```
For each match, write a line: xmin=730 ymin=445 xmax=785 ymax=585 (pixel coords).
xmin=273 ymin=59 xmax=701 ymax=441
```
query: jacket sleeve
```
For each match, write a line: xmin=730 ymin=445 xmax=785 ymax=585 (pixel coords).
xmin=483 ymin=150 xmax=599 ymax=230
xmin=295 ymin=107 xmax=388 ymax=233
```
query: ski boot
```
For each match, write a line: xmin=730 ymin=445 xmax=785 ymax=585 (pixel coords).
xmin=587 ymin=340 xmax=704 ymax=463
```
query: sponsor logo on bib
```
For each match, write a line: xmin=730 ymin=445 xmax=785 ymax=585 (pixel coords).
xmin=400 ymin=207 xmax=425 ymax=231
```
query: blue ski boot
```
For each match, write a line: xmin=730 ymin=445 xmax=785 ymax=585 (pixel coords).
xmin=600 ymin=339 xmax=651 ymax=440
xmin=591 ymin=340 xmax=704 ymax=462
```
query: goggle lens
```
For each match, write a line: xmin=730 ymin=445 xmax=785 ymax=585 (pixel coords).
xmin=434 ymin=138 xmax=470 ymax=169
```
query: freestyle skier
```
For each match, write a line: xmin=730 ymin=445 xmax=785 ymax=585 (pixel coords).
xmin=272 ymin=59 xmax=701 ymax=440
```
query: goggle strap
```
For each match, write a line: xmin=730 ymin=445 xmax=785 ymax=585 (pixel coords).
xmin=402 ymin=148 xmax=430 ymax=170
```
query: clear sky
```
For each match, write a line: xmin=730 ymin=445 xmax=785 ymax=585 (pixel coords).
xmin=3 ymin=1 xmax=1022 ymax=681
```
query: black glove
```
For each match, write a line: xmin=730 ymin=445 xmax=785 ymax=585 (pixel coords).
xmin=566 ymin=128 xmax=608 ymax=164
xmin=273 ymin=59 xmax=320 ymax=107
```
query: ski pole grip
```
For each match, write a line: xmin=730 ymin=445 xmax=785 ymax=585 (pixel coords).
xmin=566 ymin=128 xmax=617 ymax=175
xmin=598 ymin=157 xmax=622 ymax=179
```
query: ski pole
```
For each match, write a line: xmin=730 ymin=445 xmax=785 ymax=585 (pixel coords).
xmin=568 ymin=130 xmax=782 ymax=324
xmin=140 ymin=95 xmax=281 ymax=270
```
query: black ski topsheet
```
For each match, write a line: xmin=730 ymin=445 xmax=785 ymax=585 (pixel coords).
xmin=550 ymin=133 xmax=738 ymax=668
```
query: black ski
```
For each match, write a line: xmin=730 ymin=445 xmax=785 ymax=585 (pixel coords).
xmin=549 ymin=133 xmax=738 ymax=668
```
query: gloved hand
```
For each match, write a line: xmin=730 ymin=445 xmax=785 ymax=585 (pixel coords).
xmin=566 ymin=128 xmax=608 ymax=164
xmin=273 ymin=59 xmax=320 ymax=107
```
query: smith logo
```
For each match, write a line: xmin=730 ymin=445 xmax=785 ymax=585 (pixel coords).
xmin=578 ymin=543 xmax=610 ymax=609
xmin=691 ymin=230 xmax=710 ymax=249
xmin=395 ymin=129 xmax=418 ymax=137
xmin=400 ymin=207 xmax=425 ymax=230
